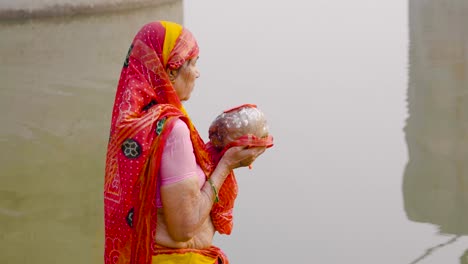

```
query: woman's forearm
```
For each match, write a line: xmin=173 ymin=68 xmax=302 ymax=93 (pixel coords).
xmin=161 ymin=160 xmax=231 ymax=242
xmin=202 ymin=160 xmax=231 ymax=205
xmin=162 ymin=145 xmax=262 ymax=242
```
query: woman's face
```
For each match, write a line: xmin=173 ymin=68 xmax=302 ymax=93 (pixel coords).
xmin=172 ymin=57 xmax=200 ymax=101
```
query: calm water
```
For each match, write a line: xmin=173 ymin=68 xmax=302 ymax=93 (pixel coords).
xmin=1 ymin=0 xmax=467 ymax=263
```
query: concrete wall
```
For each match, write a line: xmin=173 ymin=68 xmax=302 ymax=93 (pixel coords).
xmin=0 ymin=2 xmax=183 ymax=264
xmin=403 ymin=0 xmax=468 ymax=235
xmin=0 ymin=0 xmax=178 ymax=20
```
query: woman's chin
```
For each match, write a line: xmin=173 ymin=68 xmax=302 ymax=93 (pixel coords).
xmin=183 ymin=94 xmax=193 ymax=101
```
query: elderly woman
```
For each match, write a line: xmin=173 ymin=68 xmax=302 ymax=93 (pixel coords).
xmin=104 ymin=21 xmax=270 ymax=264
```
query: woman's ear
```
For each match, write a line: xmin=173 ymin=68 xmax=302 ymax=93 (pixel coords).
xmin=166 ymin=68 xmax=179 ymax=83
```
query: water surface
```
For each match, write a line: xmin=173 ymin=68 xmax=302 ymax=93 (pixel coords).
xmin=1 ymin=1 xmax=467 ymax=263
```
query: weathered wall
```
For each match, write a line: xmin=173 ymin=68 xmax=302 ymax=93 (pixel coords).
xmin=0 ymin=1 xmax=183 ymax=264
xmin=403 ymin=0 xmax=468 ymax=235
xmin=0 ymin=0 xmax=178 ymax=20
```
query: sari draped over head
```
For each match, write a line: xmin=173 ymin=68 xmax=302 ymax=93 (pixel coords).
xmin=104 ymin=21 xmax=233 ymax=264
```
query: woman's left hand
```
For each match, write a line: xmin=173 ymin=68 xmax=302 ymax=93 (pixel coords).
xmin=220 ymin=145 xmax=266 ymax=170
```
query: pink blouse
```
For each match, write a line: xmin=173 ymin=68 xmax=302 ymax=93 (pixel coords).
xmin=156 ymin=119 xmax=206 ymax=208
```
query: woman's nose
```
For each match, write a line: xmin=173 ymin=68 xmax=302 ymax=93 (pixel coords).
xmin=195 ymin=68 xmax=200 ymax=78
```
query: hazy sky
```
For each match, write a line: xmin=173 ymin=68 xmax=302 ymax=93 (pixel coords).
xmin=180 ymin=1 xmax=468 ymax=263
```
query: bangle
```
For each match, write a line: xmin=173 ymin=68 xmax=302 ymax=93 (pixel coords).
xmin=207 ymin=178 xmax=219 ymax=203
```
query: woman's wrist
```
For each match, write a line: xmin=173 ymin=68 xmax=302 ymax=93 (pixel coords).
xmin=205 ymin=161 xmax=231 ymax=202
xmin=207 ymin=177 xmax=219 ymax=203
xmin=220 ymin=155 xmax=237 ymax=172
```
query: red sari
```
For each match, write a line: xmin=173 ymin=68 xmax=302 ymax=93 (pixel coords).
xmin=104 ymin=21 xmax=272 ymax=264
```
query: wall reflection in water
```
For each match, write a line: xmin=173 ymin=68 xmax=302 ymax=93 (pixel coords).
xmin=0 ymin=2 xmax=182 ymax=264
xmin=404 ymin=0 xmax=468 ymax=263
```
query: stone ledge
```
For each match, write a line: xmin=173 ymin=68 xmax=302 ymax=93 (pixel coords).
xmin=0 ymin=0 xmax=178 ymax=20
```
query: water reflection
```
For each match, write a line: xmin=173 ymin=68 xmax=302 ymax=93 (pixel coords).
xmin=403 ymin=0 xmax=468 ymax=262
xmin=0 ymin=2 xmax=182 ymax=264
xmin=462 ymin=250 xmax=468 ymax=264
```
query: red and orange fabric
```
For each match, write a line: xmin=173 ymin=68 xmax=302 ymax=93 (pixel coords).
xmin=104 ymin=20 xmax=273 ymax=264
xmin=104 ymin=21 xmax=216 ymax=264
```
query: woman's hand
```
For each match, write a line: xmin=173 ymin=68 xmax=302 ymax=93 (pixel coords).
xmin=220 ymin=146 xmax=266 ymax=170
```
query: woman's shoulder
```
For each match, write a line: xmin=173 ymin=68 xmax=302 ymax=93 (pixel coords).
xmin=172 ymin=118 xmax=189 ymax=130
xmin=167 ymin=118 xmax=190 ymax=139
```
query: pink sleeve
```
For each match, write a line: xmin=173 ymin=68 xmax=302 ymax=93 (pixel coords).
xmin=160 ymin=119 xmax=199 ymax=185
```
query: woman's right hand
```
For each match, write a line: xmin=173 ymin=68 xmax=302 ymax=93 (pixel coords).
xmin=220 ymin=145 xmax=266 ymax=171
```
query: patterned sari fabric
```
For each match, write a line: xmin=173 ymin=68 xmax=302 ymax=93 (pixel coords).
xmin=104 ymin=21 xmax=218 ymax=264
xmin=104 ymin=20 xmax=274 ymax=264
